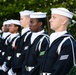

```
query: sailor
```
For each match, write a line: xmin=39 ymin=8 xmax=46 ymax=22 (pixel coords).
xmin=38 ymin=8 xmax=76 ymax=75
xmin=7 ymin=10 xmax=33 ymax=75
xmin=0 ymin=20 xmax=12 ymax=60
xmin=0 ymin=20 xmax=11 ymax=49
xmin=20 ymin=12 xmax=50 ymax=75
xmin=0 ymin=20 xmax=11 ymax=75
xmin=1 ymin=19 xmax=21 ymax=75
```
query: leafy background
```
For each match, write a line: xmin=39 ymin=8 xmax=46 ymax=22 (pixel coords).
xmin=0 ymin=0 xmax=76 ymax=38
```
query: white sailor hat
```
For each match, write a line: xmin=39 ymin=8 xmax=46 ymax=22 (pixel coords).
xmin=10 ymin=19 xmax=21 ymax=26
xmin=3 ymin=21 xmax=7 ymax=26
xmin=19 ymin=10 xmax=34 ymax=16
xmin=3 ymin=20 xmax=11 ymax=26
xmin=51 ymin=8 xmax=74 ymax=19
xmin=30 ymin=12 xmax=47 ymax=18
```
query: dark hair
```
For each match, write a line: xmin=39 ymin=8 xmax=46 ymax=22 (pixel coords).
xmin=14 ymin=24 xmax=21 ymax=32
xmin=37 ymin=18 xmax=46 ymax=28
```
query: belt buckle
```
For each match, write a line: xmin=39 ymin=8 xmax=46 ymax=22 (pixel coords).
xmin=40 ymin=72 xmax=51 ymax=75
xmin=25 ymin=66 xmax=34 ymax=72
xmin=40 ymin=72 xmax=47 ymax=75
xmin=40 ymin=72 xmax=43 ymax=75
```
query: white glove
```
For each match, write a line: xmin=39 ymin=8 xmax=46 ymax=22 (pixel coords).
xmin=2 ymin=62 xmax=8 ymax=72
xmin=8 ymin=68 xmax=16 ymax=75
xmin=0 ymin=66 xmax=2 ymax=70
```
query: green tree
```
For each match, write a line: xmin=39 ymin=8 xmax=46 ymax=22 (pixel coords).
xmin=0 ymin=0 xmax=76 ymax=39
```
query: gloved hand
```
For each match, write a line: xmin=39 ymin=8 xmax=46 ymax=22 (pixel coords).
xmin=2 ymin=62 xmax=8 ymax=72
xmin=8 ymin=68 xmax=16 ymax=75
xmin=0 ymin=66 xmax=2 ymax=70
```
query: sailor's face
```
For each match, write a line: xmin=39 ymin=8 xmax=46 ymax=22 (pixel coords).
xmin=29 ymin=18 xmax=40 ymax=32
xmin=9 ymin=24 xmax=17 ymax=33
xmin=2 ymin=25 xmax=10 ymax=32
xmin=20 ymin=16 xmax=30 ymax=28
xmin=49 ymin=14 xmax=63 ymax=32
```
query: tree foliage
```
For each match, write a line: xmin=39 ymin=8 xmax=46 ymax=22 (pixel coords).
xmin=0 ymin=0 xmax=76 ymax=39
